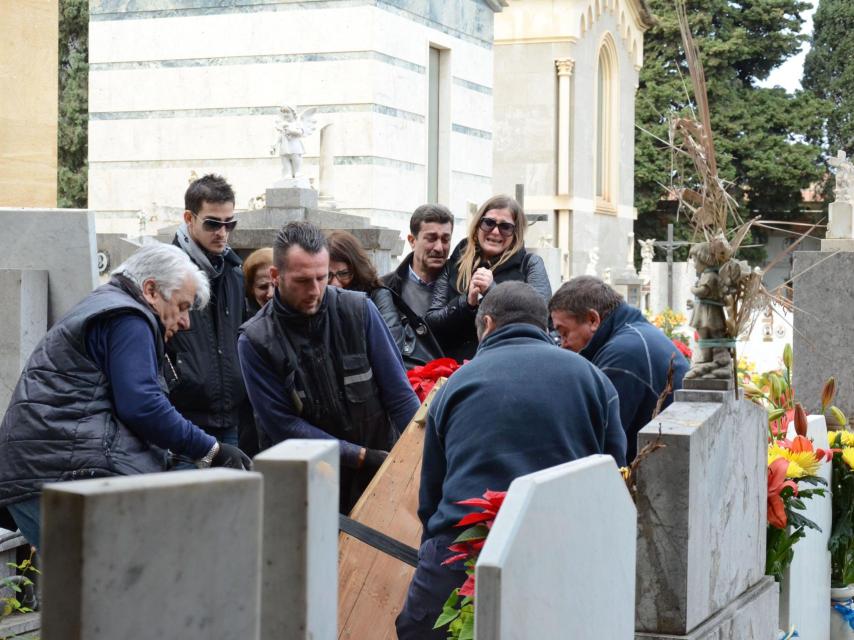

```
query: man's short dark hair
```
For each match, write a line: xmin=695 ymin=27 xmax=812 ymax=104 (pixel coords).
xmin=273 ymin=221 xmax=328 ymax=271
xmin=548 ymin=276 xmax=624 ymax=321
xmin=476 ymin=281 xmax=548 ymax=336
xmin=184 ymin=174 xmax=235 ymax=214
xmin=410 ymin=204 xmax=454 ymax=236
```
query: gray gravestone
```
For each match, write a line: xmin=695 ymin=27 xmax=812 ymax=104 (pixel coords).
xmin=40 ymin=469 xmax=262 ymax=640
xmin=476 ymin=455 xmax=636 ymax=638
xmin=792 ymin=250 xmax=854 ymax=419
xmin=253 ymin=440 xmax=338 ymax=640
xmin=0 ymin=269 xmax=47 ymax=412
xmin=0 ymin=209 xmax=98 ymax=325
xmin=634 ymin=389 xmax=777 ymax=640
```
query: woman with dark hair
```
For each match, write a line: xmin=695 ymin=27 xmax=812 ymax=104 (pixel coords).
xmin=426 ymin=194 xmax=551 ymax=363
xmin=326 ymin=231 xmax=406 ymax=352
xmin=243 ymin=247 xmax=275 ymax=315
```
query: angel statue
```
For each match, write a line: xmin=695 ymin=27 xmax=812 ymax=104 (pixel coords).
xmin=829 ymin=150 xmax=854 ymax=205
xmin=270 ymin=106 xmax=317 ymax=181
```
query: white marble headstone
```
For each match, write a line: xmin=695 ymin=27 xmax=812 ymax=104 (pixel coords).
xmin=778 ymin=415 xmax=832 ymax=638
xmin=475 ymin=455 xmax=636 ymax=639
xmin=254 ymin=439 xmax=338 ymax=640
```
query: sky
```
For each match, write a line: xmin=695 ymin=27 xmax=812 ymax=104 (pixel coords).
xmin=756 ymin=0 xmax=819 ymax=93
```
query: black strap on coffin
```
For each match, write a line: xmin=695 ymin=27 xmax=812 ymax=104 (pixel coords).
xmin=339 ymin=514 xmax=419 ymax=568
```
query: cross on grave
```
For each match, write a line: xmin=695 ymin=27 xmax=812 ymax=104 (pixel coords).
xmin=652 ymin=223 xmax=692 ymax=310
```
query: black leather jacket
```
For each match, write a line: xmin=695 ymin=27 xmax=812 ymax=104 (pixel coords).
xmin=379 ymin=254 xmax=444 ymax=368
xmin=425 ymin=240 xmax=552 ymax=363
xmin=167 ymin=239 xmax=247 ymax=431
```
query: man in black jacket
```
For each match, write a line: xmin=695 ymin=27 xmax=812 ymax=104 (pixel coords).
xmin=169 ymin=174 xmax=248 ymax=450
xmin=380 ymin=204 xmax=453 ymax=368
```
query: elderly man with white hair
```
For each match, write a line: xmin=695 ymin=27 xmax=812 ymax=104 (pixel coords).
xmin=0 ymin=243 xmax=252 ymax=547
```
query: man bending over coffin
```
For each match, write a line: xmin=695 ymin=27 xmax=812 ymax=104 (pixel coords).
xmin=238 ymin=221 xmax=420 ymax=512
xmin=0 ymin=243 xmax=252 ymax=547
xmin=396 ymin=281 xmax=626 ymax=639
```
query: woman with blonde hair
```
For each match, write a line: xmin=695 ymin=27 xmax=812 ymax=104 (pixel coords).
xmin=426 ymin=195 xmax=551 ymax=362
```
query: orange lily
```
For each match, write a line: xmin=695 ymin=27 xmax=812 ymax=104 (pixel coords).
xmin=768 ymin=457 xmax=798 ymax=529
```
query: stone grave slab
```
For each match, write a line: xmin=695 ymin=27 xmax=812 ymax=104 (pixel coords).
xmin=778 ymin=414 xmax=831 ymax=638
xmin=0 ymin=269 xmax=47 ymax=412
xmin=792 ymin=250 xmax=854 ymax=419
xmin=254 ymin=439 xmax=339 ymax=640
xmin=635 ymin=388 xmax=771 ymax=636
xmin=0 ymin=209 xmax=98 ymax=325
xmin=476 ymin=455 xmax=636 ymax=638
xmin=635 ymin=577 xmax=778 ymax=640
xmin=40 ymin=469 xmax=262 ymax=640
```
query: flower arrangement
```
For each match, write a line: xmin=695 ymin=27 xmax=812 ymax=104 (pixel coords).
xmin=647 ymin=308 xmax=693 ymax=359
xmin=434 ymin=490 xmax=506 ymax=640
xmin=742 ymin=344 xmax=834 ymax=581
xmin=407 ymin=358 xmax=461 ymax=402
xmin=827 ymin=423 xmax=854 ymax=588
xmin=765 ymin=425 xmax=830 ymax=581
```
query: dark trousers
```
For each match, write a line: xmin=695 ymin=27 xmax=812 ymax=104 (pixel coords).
xmin=396 ymin=531 xmax=468 ymax=640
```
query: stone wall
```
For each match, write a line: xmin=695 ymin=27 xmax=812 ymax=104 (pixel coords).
xmin=88 ymin=0 xmax=498 ymax=239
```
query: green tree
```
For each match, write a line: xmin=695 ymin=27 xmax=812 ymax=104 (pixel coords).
xmin=803 ymin=0 xmax=854 ymax=157
xmin=58 ymin=0 xmax=88 ymax=208
xmin=634 ymin=0 xmax=827 ymax=263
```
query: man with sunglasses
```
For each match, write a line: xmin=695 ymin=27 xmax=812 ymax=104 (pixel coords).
xmin=168 ymin=174 xmax=250 ymax=453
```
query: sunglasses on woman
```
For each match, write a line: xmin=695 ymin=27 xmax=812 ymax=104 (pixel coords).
xmin=479 ymin=217 xmax=516 ymax=237
xmin=199 ymin=217 xmax=238 ymax=232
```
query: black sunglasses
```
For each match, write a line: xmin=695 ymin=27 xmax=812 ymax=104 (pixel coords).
xmin=479 ymin=217 xmax=516 ymax=238
xmin=198 ymin=217 xmax=237 ymax=232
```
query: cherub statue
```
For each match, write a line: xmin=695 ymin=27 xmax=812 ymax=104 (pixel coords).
xmin=270 ymin=106 xmax=317 ymax=179
xmin=638 ymin=238 xmax=655 ymax=283
xmin=585 ymin=247 xmax=599 ymax=276
xmin=829 ymin=150 xmax=854 ymax=205
xmin=684 ymin=236 xmax=735 ymax=379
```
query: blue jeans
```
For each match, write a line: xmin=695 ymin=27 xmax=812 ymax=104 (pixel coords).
xmin=396 ymin=531 xmax=469 ymax=640
xmin=8 ymin=497 xmax=41 ymax=549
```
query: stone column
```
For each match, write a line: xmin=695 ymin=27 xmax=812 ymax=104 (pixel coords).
xmin=254 ymin=440 xmax=338 ymax=640
xmin=634 ymin=389 xmax=777 ymax=639
xmin=555 ymin=58 xmax=574 ymax=281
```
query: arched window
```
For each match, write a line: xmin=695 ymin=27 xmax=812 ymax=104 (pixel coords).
xmin=595 ymin=37 xmax=618 ymax=208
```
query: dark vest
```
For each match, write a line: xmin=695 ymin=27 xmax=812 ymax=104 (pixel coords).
xmin=0 ymin=279 xmax=169 ymax=509
xmin=241 ymin=286 xmax=394 ymax=451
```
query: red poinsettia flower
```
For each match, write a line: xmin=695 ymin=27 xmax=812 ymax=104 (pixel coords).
xmin=458 ymin=574 xmax=476 ymax=597
xmin=407 ymin=358 xmax=461 ymax=401
xmin=673 ymin=338 xmax=692 ymax=359
xmin=768 ymin=457 xmax=798 ymax=529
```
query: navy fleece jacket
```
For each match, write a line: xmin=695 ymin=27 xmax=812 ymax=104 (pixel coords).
xmin=85 ymin=313 xmax=216 ymax=459
xmin=419 ymin=323 xmax=626 ymax=540
xmin=579 ymin=303 xmax=690 ymax=462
